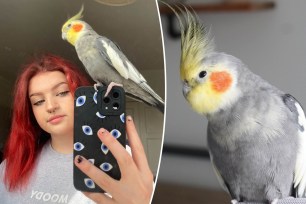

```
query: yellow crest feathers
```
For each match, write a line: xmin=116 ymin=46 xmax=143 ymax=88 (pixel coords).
xmin=64 ymin=5 xmax=84 ymax=26
xmin=160 ymin=2 xmax=215 ymax=78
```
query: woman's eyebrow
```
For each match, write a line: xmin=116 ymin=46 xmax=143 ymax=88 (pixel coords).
xmin=52 ymin=81 xmax=68 ymax=90
xmin=29 ymin=82 xmax=68 ymax=98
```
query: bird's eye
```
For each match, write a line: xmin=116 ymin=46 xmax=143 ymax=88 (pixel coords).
xmin=84 ymin=178 xmax=95 ymax=189
xmin=67 ymin=23 xmax=72 ymax=28
xmin=76 ymin=95 xmax=86 ymax=107
xmin=74 ymin=142 xmax=85 ymax=151
xmin=82 ymin=125 xmax=93 ymax=135
xmin=199 ymin=71 xmax=207 ymax=79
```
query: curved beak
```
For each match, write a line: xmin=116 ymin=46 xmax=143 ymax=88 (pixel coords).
xmin=182 ymin=81 xmax=191 ymax=98
xmin=62 ymin=33 xmax=67 ymax=40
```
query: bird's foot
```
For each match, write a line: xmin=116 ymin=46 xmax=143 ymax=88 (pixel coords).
xmin=105 ymin=82 xmax=123 ymax=97
xmin=94 ymin=83 xmax=102 ymax=92
xmin=230 ymin=199 xmax=238 ymax=204
xmin=271 ymin=199 xmax=278 ymax=204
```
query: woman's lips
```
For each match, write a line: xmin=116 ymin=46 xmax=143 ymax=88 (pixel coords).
xmin=48 ymin=115 xmax=66 ymax=125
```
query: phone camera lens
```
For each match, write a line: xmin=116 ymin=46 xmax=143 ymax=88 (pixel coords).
xmin=103 ymin=97 xmax=110 ymax=104
xmin=112 ymin=91 xmax=119 ymax=99
xmin=112 ymin=102 xmax=119 ymax=110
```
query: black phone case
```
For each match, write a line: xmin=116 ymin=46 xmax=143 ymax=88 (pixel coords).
xmin=73 ymin=86 xmax=126 ymax=192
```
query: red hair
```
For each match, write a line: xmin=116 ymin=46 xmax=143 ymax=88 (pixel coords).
xmin=3 ymin=54 xmax=90 ymax=191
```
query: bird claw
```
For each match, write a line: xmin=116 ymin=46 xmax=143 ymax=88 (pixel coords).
xmin=230 ymin=199 xmax=238 ymax=204
xmin=94 ymin=83 xmax=102 ymax=92
xmin=104 ymin=82 xmax=123 ymax=97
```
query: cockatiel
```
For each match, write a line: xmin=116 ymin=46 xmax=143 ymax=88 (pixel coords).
xmin=61 ymin=6 xmax=164 ymax=113
xmin=169 ymin=5 xmax=306 ymax=204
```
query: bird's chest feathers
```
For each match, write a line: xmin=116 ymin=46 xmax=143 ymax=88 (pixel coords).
xmin=75 ymin=40 xmax=101 ymax=65
xmin=75 ymin=37 xmax=95 ymax=54
xmin=67 ymin=33 xmax=78 ymax=46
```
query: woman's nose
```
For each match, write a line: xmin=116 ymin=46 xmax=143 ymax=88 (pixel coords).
xmin=46 ymin=97 xmax=59 ymax=113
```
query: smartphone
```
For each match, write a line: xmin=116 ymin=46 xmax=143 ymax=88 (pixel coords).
xmin=73 ymin=86 xmax=126 ymax=192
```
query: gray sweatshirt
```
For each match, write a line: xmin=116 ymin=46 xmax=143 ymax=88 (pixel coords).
xmin=0 ymin=141 xmax=95 ymax=204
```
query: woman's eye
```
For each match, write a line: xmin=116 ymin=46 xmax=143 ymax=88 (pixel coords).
xmin=76 ymin=95 xmax=86 ymax=107
xmin=110 ymin=129 xmax=121 ymax=139
xmin=74 ymin=142 xmax=85 ymax=151
xmin=33 ymin=100 xmax=44 ymax=106
xmin=100 ymin=162 xmax=113 ymax=172
xmin=82 ymin=125 xmax=93 ymax=135
xmin=57 ymin=91 xmax=70 ymax=97
xmin=84 ymin=178 xmax=95 ymax=189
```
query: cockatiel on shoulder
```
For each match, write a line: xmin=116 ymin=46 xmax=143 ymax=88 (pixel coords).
xmin=61 ymin=6 xmax=164 ymax=113
xmin=168 ymin=4 xmax=306 ymax=204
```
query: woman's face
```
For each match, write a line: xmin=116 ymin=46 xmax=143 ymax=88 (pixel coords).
xmin=28 ymin=71 xmax=74 ymax=137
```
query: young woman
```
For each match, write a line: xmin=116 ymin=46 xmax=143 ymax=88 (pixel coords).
xmin=0 ymin=54 xmax=153 ymax=204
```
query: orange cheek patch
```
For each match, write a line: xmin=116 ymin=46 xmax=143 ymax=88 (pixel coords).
xmin=72 ymin=24 xmax=83 ymax=32
xmin=210 ymin=71 xmax=233 ymax=93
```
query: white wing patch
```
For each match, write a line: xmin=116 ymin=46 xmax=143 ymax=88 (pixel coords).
xmin=209 ymin=152 xmax=229 ymax=193
xmin=293 ymin=102 xmax=306 ymax=197
xmin=101 ymin=41 xmax=129 ymax=79
xmin=126 ymin=60 xmax=146 ymax=84
xmin=101 ymin=40 xmax=147 ymax=85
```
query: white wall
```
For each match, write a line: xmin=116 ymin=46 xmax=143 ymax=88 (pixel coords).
xmin=158 ymin=0 xmax=306 ymax=189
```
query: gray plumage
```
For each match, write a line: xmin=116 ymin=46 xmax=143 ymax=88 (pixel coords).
xmin=206 ymin=53 xmax=306 ymax=203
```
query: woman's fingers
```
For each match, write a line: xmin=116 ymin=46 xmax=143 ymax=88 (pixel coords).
xmin=97 ymin=128 xmax=137 ymax=176
xmin=74 ymin=155 xmax=116 ymax=194
xmin=125 ymin=116 xmax=152 ymax=173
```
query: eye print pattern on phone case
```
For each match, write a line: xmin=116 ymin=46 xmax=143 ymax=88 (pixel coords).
xmin=74 ymin=86 xmax=126 ymax=192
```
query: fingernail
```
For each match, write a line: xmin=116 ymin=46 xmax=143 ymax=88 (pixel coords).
xmin=99 ymin=128 xmax=106 ymax=135
xmin=77 ymin=155 xmax=83 ymax=163
xmin=127 ymin=115 xmax=132 ymax=121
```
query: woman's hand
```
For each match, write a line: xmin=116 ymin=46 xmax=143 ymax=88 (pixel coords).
xmin=74 ymin=115 xmax=154 ymax=204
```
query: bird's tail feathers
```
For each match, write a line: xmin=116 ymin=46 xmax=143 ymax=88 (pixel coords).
xmin=126 ymin=92 xmax=164 ymax=113
xmin=139 ymin=81 xmax=164 ymax=104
